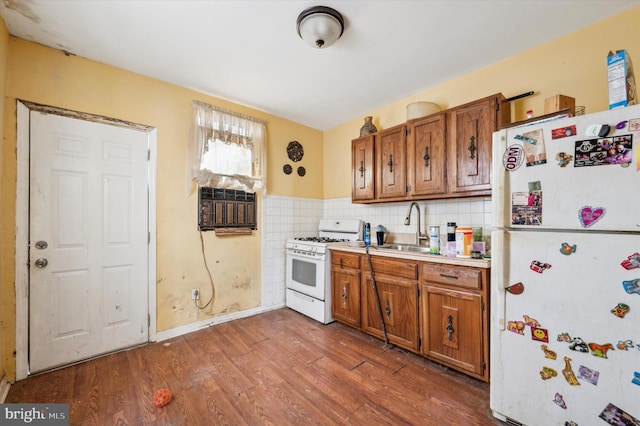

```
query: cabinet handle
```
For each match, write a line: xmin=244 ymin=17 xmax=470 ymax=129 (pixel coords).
xmin=468 ymin=135 xmax=477 ymax=160
xmin=359 ymin=161 xmax=366 ymax=178
xmin=439 ymin=273 xmax=458 ymax=280
xmin=385 ymin=298 xmax=391 ymax=320
xmin=446 ymin=315 xmax=455 ymax=340
xmin=423 ymin=146 xmax=430 ymax=168
xmin=388 ymin=154 xmax=393 ymax=173
xmin=342 ymin=285 xmax=347 ymax=303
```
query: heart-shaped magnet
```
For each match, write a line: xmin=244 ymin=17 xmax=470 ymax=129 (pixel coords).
xmin=579 ymin=206 xmax=605 ymax=228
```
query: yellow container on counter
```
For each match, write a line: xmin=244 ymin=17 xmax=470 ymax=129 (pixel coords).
xmin=455 ymin=227 xmax=473 ymax=257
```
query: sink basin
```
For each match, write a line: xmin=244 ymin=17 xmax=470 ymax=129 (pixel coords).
xmin=379 ymin=243 xmax=432 ymax=254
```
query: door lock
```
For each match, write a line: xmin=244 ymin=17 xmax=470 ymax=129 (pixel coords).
xmin=34 ymin=258 xmax=48 ymax=268
xmin=35 ymin=240 xmax=48 ymax=250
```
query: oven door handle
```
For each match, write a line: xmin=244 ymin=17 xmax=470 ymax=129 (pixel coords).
xmin=288 ymin=291 xmax=315 ymax=302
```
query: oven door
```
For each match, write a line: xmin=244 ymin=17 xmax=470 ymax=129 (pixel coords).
xmin=285 ymin=249 xmax=326 ymax=301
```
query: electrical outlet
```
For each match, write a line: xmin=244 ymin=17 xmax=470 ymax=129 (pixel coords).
xmin=191 ymin=288 xmax=199 ymax=300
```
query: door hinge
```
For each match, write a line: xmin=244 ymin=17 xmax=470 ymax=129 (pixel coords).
xmin=148 ymin=231 xmax=151 ymax=244
xmin=147 ymin=149 xmax=151 ymax=161
xmin=148 ymin=313 xmax=151 ymax=327
xmin=481 ymin=301 xmax=485 ymax=311
xmin=418 ymin=336 xmax=421 ymax=348
xmin=406 ymin=128 xmax=410 ymax=136
xmin=482 ymin=361 xmax=486 ymax=371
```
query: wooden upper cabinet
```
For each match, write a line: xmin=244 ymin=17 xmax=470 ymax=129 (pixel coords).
xmin=375 ymin=124 xmax=407 ymax=199
xmin=351 ymin=135 xmax=375 ymax=202
xmin=447 ymin=94 xmax=509 ymax=196
xmin=407 ymin=113 xmax=446 ymax=197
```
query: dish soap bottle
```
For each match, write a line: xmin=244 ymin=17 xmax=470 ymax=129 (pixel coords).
xmin=364 ymin=223 xmax=371 ymax=246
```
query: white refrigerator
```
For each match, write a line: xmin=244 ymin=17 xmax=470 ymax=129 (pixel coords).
xmin=490 ymin=104 xmax=640 ymax=426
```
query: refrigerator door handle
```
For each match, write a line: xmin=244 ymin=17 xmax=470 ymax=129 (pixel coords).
xmin=491 ymin=229 xmax=507 ymax=331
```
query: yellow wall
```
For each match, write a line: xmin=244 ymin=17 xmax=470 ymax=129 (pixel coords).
xmin=324 ymin=7 xmax=640 ymax=198
xmin=0 ymin=16 xmax=8 ymax=384
xmin=0 ymin=36 xmax=323 ymax=381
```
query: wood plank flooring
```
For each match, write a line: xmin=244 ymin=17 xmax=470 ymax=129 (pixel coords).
xmin=6 ymin=308 xmax=502 ymax=425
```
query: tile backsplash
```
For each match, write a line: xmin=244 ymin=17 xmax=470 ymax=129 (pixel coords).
xmin=261 ymin=195 xmax=492 ymax=308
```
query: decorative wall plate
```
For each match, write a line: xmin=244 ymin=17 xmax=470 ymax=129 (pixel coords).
xmin=287 ymin=141 xmax=304 ymax=162
xmin=297 ymin=166 xmax=306 ymax=177
xmin=283 ymin=164 xmax=292 ymax=175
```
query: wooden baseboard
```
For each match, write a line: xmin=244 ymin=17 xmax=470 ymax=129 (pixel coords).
xmin=0 ymin=374 xmax=10 ymax=402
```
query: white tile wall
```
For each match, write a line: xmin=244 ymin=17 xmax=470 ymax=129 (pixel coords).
xmin=261 ymin=195 xmax=492 ymax=309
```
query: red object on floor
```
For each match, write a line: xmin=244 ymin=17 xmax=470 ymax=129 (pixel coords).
xmin=153 ymin=388 xmax=172 ymax=407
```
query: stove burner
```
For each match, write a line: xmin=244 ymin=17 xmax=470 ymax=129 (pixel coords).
xmin=294 ymin=237 xmax=348 ymax=243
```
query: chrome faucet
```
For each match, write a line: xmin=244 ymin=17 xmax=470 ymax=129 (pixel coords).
xmin=404 ymin=202 xmax=428 ymax=245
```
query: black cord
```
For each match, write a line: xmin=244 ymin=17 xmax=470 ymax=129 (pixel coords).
xmin=365 ymin=246 xmax=389 ymax=346
xmin=195 ymin=231 xmax=215 ymax=310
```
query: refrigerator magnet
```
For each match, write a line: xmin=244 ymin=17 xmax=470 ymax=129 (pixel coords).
xmin=577 ymin=365 xmax=600 ymax=385
xmin=530 ymin=260 xmax=552 ymax=273
xmin=620 ymin=253 xmax=640 ymax=270
xmin=599 ymin=403 xmax=640 ymax=425
xmin=569 ymin=337 xmax=589 ymax=353
xmin=588 ymin=342 xmax=615 ymax=358
xmin=557 ymin=332 xmax=572 ymax=343
xmin=553 ymin=392 xmax=567 ymax=409
xmin=551 ymin=125 xmax=577 ymax=139
xmin=507 ymin=320 xmax=525 ymax=335
xmin=632 ymin=371 xmax=640 ymax=387
xmin=539 ymin=366 xmax=557 ymax=380
xmin=622 ymin=279 xmax=640 ymax=295
xmin=531 ymin=327 xmax=549 ymax=343
xmin=579 ymin=206 xmax=605 ymax=228
xmin=611 ymin=302 xmax=630 ymax=318
xmin=562 ymin=356 xmax=580 ymax=386
xmin=502 ymin=144 xmax=524 ymax=171
xmin=616 ymin=339 xmax=633 ymax=350
xmin=629 ymin=118 xmax=640 ymax=131
xmin=555 ymin=152 xmax=573 ymax=167
xmin=541 ymin=344 xmax=557 ymax=360
xmin=522 ymin=129 xmax=547 ymax=166
xmin=559 ymin=242 xmax=577 ymax=255
xmin=505 ymin=282 xmax=524 ymax=294
xmin=523 ymin=314 xmax=540 ymax=328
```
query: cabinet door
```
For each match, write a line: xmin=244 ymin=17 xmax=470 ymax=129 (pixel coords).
xmin=375 ymin=125 xmax=406 ymax=199
xmin=407 ymin=114 xmax=446 ymax=197
xmin=331 ymin=266 xmax=361 ymax=328
xmin=351 ymin=135 xmax=375 ymax=202
xmin=447 ymin=95 xmax=505 ymax=196
xmin=362 ymin=275 xmax=419 ymax=351
xmin=421 ymin=285 xmax=484 ymax=378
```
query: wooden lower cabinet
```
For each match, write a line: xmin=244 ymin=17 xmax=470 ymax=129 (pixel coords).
xmin=331 ymin=252 xmax=362 ymax=328
xmin=362 ymin=273 xmax=419 ymax=352
xmin=421 ymin=263 xmax=488 ymax=381
xmin=329 ymin=249 xmax=489 ymax=382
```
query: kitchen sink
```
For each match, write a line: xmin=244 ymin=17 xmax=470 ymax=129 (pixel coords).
xmin=379 ymin=243 xmax=432 ymax=254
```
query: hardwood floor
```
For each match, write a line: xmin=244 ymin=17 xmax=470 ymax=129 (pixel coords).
xmin=6 ymin=308 xmax=502 ymax=425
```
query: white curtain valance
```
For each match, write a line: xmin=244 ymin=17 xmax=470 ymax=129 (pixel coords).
xmin=189 ymin=101 xmax=266 ymax=194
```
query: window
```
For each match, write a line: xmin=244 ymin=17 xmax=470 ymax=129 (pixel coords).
xmin=189 ymin=101 xmax=266 ymax=193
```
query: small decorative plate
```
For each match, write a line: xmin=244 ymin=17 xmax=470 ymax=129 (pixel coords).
xmin=297 ymin=166 xmax=306 ymax=177
xmin=283 ymin=164 xmax=292 ymax=175
xmin=287 ymin=141 xmax=304 ymax=162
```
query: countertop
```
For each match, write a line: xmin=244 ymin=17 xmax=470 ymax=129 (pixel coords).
xmin=328 ymin=243 xmax=491 ymax=269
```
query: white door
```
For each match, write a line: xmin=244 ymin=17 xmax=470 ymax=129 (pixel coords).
xmin=29 ymin=111 xmax=150 ymax=373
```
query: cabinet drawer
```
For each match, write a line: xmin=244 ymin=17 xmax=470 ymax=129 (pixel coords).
xmin=369 ymin=257 xmax=418 ymax=280
xmin=421 ymin=264 xmax=481 ymax=289
xmin=331 ymin=252 xmax=361 ymax=269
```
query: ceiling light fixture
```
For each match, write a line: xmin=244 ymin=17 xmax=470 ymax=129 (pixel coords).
xmin=296 ymin=6 xmax=344 ymax=49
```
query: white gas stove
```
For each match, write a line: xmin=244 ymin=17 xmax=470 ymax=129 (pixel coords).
xmin=285 ymin=219 xmax=362 ymax=323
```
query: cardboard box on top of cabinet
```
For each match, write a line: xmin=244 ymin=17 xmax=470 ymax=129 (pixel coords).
xmin=543 ymin=95 xmax=575 ymax=114
xmin=608 ymin=50 xmax=637 ymax=109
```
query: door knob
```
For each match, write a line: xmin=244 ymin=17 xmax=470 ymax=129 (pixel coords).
xmin=34 ymin=258 xmax=48 ymax=268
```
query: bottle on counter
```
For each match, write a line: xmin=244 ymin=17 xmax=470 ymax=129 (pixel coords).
xmin=429 ymin=226 xmax=440 ymax=255
xmin=447 ymin=222 xmax=457 ymax=257
xmin=364 ymin=223 xmax=371 ymax=246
